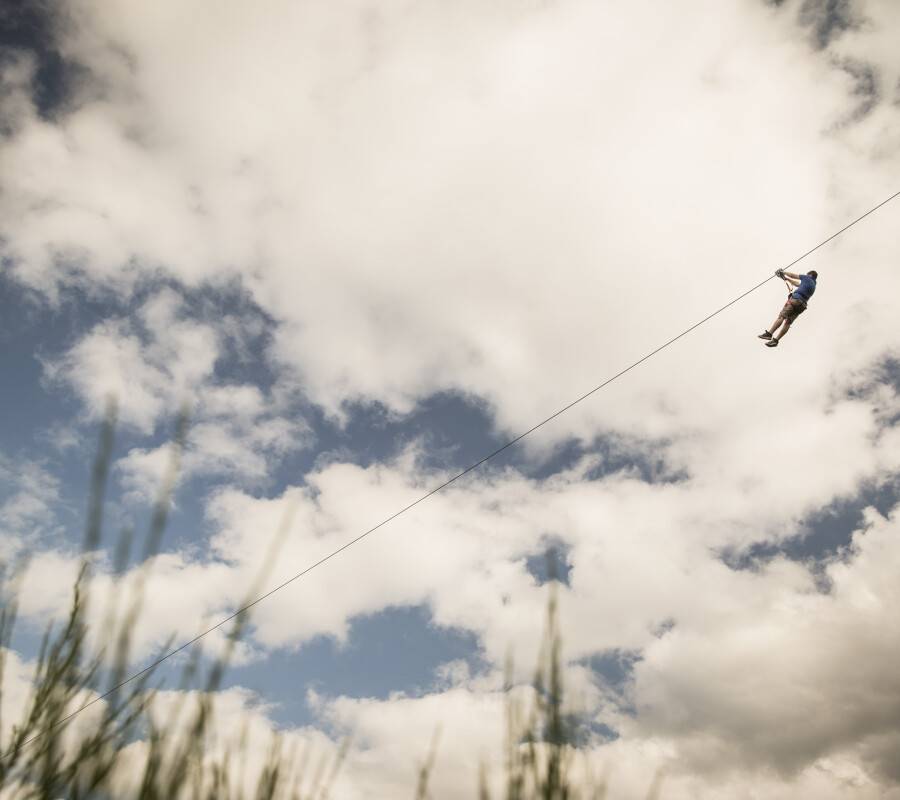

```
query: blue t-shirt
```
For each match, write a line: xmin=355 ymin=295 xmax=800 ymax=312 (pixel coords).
xmin=791 ymin=274 xmax=816 ymax=303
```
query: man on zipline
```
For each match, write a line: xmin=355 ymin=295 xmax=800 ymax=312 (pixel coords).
xmin=758 ymin=269 xmax=817 ymax=347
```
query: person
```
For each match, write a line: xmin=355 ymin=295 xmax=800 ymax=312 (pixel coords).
xmin=758 ymin=269 xmax=818 ymax=347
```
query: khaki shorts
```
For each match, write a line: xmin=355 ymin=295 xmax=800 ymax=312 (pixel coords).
xmin=779 ymin=297 xmax=807 ymax=323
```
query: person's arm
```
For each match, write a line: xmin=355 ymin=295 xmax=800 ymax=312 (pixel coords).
xmin=776 ymin=269 xmax=801 ymax=286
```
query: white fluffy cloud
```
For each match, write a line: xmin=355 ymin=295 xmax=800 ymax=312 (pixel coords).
xmin=2 ymin=0 xmax=898 ymax=472
xmin=0 ymin=457 xmax=62 ymax=559
xmin=630 ymin=506 xmax=900 ymax=783
xmin=41 ymin=288 xmax=312 ymax=496
xmin=1 ymin=0 xmax=897 ymax=428
xmin=11 ymin=417 xmax=900 ymax=791
xmin=43 ymin=289 xmax=219 ymax=433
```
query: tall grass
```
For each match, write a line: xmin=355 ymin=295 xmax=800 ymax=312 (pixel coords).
xmin=1 ymin=416 xmax=656 ymax=798
xmin=0 ymin=410 xmax=343 ymax=799
xmin=476 ymin=579 xmax=612 ymax=800
xmin=0 ymin=558 xmax=345 ymax=799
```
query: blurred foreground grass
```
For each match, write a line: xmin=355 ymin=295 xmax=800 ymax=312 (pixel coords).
xmin=0 ymin=415 xmax=656 ymax=799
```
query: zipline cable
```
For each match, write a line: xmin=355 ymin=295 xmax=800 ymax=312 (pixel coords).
xmin=6 ymin=188 xmax=900 ymax=759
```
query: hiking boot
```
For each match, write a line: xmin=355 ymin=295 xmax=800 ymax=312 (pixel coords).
xmin=758 ymin=331 xmax=773 ymax=340
xmin=765 ymin=339 xmax=779 ymax=347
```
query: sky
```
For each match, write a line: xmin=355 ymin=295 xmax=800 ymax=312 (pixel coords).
xmin=1 ymin=0 xmax=900 ymax=796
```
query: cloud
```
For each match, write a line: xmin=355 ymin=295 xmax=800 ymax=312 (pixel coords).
xmin=117 ymin=416 xmax=309 ymax=503
xmin=7 ymin=471 xmax=900 ymax=794
xmin=111 ymin=687 xmax=343 ymax=798
xmin=0 ymin=457 xmax=62 ymax=558
xmin=42 ymin=288 xmax=219 ymax=433
xmin=1 ymin=0 xmax=897 ymax=432
xmin=1 ymin=6 xmax=898 ymax=595
xmin=5 ymin=0 xmax=900 ymax=456
xmin=0 ymin=646 xmax=341 ymax=798
xmin=45 ymin=319 xmax=169 ymax=432
xmin=0 ymin=646 xmax=34 ymax=744
xmin=0 ymin=48 xmax=39 ymax=138
xmin=12 ymin=411 xmax=900 ymax=783
xmin=41 ymin=287 xmax=312 ymax=495
xmin=630 ymin=505 xmax=900 ymax=782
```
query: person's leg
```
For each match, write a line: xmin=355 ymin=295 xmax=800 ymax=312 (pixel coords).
xmin=769 ymin=317 xmax=784 ymax=335
xmin=775 ymin=319 xmax=793 ymax=340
